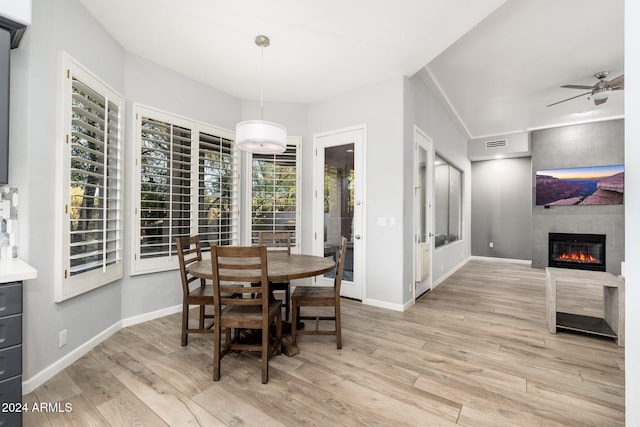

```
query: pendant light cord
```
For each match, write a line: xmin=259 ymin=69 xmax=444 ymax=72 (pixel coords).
xmin=260 ymin=42 xmax=264 ymax=120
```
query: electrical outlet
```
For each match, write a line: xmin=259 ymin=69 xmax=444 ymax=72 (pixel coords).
xmin=489 ymin=242 xmax=494 ymax=248
xmin=59 ymin=329 xmax=68 ymax=347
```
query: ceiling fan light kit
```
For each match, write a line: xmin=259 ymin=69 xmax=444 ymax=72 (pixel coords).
xmin=592 ymin=88 xmax=612 ymax=100
xmin=235 ymin=35 xmax=287 ymax=154
xmin=546 ymin=70 xmax=624 ymax=107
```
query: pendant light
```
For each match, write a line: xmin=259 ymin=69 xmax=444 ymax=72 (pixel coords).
xmin=235 ymin=35 xmax=287 ymax=154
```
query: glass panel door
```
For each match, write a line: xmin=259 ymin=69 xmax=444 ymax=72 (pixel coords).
xmin=314 ymin=127 xmax=364 ymax=300
xmin=323 ymin=144 xmax=355 ymax=282
xmin=414 ymin=127 xmax=432 ymax=297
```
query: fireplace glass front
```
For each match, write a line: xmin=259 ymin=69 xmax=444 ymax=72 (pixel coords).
xmin=548 ymin=233 xmax=606 ymax=271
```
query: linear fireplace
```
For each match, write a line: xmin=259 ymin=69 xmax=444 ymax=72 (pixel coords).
xmin=548 ymin=233 xmax=606 ymax=271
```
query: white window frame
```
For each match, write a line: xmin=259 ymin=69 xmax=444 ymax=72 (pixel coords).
xmin=244 ymin=137 xmax=301 ymax=252
xmin=434 ymin=154 xmax=463 ymax=248
xmin=55 ymin=52 xmax=124 ymax=302
xmin=130 ymin=104 xmax=239 ymax=275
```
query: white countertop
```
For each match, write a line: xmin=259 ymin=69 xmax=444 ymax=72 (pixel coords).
xmin=0 ymin=258 xmax=38 ymax=282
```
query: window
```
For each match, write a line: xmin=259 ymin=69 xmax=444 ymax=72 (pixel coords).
xmin=57 ymin=53 xmax=124 ymax=302
xmin=247 ymin=138 xmax=300 ymax=250
xmin=198 ymin=131 xmax=238 ymax=248
xmin=132 ymin=105 xmax=238 ymax=274
xmin=434 ymin=154 xmax=462 ymax=248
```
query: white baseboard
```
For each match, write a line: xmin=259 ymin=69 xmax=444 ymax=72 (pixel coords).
xmin=362 ymin=297 xmax=406 ymax=312
xmin=121 ymin=304 xmax=182 ymax=328
xmin=22 ymin=304 xmax=183 ymax=394
xmin=431 ymin=257 xmax=470 ymax=289
xmin=22 ymin=321 xmax=121 ymax=394
xmin=470 ymin=255 xmax=532 ymax=265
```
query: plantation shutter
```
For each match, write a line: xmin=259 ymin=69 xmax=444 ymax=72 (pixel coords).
xmin=139 ymin=117 xmax=192 ymax=259
xmin=250 ymin=143 xmax=298 ymax=246
xmin=198 ymin=131 xmax=238 ymax=249
xmin=69 ymin=78 xmax=122 ymax=275
xmin=58 ymin=53 xmax=124 ymax=302
xmin=132 ymin=105 xmax=239 ymax=274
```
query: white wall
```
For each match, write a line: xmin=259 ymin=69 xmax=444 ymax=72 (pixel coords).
xmin=119 ymin=79 xmax=309 ymax=319
xmin=15 ymin=0 xmax=634 ymax=409
xmin=307 ymin=76 xmax=405 ymax=308
xmin=13 ymin=0 xmax=125 ymax=386
xmin=12 ymin=0 xmax=322 ymax=387
xmin=120 ymin=53 xmax=243 ymax=320
xmin=625 ymin=0 xmax=639 ymax=423
xmin=0 ymin=0 xmax=31 ymax=25
xmin=404 ymin=71 xmax=472 ymax=293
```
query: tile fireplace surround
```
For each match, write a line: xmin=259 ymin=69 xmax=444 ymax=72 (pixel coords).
xmin=531 ymin=119 xmax=624 ymax=275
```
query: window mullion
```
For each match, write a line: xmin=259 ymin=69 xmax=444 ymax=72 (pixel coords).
xmin=168 ymin=124 xmax=174 ymax=254
xmin=271 ymin=154 xmax=276 ymax=233
xmin=101 ymin=97 xmax=108 ymax=272
xmin=191 ymin=129 xmax=198 ymax=238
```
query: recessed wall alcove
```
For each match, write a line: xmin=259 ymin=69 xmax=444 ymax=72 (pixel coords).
xmin=531 ymin=119 xmax=625 ymax=275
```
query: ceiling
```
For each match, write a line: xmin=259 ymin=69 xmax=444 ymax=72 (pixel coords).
xmin=79 ymin=0 xmax=624 ymax=139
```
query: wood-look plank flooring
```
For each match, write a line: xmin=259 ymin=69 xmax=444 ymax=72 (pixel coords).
xmin=23 ymin=259 xmax=625 ymax=426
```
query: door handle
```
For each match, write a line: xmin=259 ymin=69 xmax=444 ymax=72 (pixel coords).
xmin=355 ymin=235 xmax=361 ymax=240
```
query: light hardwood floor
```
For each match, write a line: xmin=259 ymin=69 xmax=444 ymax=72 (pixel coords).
xmin=23 ymin=259 xmax=625 ymax=426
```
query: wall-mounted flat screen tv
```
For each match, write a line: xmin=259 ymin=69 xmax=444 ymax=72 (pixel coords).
xmin=536 ymin=164 xmax=624 ymax=206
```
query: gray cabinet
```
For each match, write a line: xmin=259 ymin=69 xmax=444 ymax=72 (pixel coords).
xmin=0 ymin=280 xmax=22 ymax=427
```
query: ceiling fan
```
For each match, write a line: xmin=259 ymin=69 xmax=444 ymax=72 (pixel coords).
xmin=546 ymin=70 xmax=624 ymax=107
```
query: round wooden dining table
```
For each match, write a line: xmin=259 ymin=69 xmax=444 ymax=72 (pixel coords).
xmin=188 ymin=252 xmax=334 ymax=357
xmin=188 ymin=252 xmax=336 ymax=282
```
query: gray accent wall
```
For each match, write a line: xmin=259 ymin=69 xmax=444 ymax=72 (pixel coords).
xmin=531 ymin=119 xmax=625 ymax=275
xmin=471 ymin=157 xmax=532 ymax=260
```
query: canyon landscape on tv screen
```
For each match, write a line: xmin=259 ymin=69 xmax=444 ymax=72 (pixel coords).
xmin=536 ymin=164 xmax=624 ymax=206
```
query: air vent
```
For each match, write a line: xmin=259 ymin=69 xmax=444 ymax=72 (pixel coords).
xmin=485 ymin=139 xmax=508 ymax=149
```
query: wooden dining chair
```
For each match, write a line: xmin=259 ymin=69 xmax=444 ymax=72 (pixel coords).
xmin=258 ymin=231 xmax=292 ymax=320
xmin=210 ymin=244 xmax=282 ymax=384
xmin=176 ymin=235 xmax=215 ymax=346
xmin=291 ymin=236 xmax=347 ymax=349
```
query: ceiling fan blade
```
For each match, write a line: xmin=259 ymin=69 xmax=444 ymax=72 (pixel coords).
xmin=561 ymin=84 xmax=594 ymax=90
xmin=594 ymin=97 xmax=608 ymax=105
xmin=546 ymin=91 xmax=591 ymax=107
xmin=608 ymin=74 xmax=624 ymax=87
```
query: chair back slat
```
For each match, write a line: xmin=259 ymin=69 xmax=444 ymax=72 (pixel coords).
xmin=211 ymin=245 xmax=270 ymax=310
xmin=258 ymin=231 xmax=291 ymax=254
xmin=333 ymin=236 xmax=348 ymax=298
xmin=211 ymin=244 xmax=282 ymax=383
xmin=176 ymin=235 xmax=215 ymax=346
xmin=176 ymin=236 xmax=204 ymax=295
xmin=290 ymin=235 xmax=347 ymax=349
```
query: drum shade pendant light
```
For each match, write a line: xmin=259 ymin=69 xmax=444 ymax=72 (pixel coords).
xmin=235 ymin=35 xmax=287 ymax=154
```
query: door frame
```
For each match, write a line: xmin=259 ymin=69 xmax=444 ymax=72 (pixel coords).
xmin=312 ymin=124 xmax=366 ymax=300
xmin=414 ymin=125 xmax=433 ymax=298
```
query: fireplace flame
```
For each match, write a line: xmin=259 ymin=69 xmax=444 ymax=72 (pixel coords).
xmin=558 ymin=251 xmax=598 ymax=263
